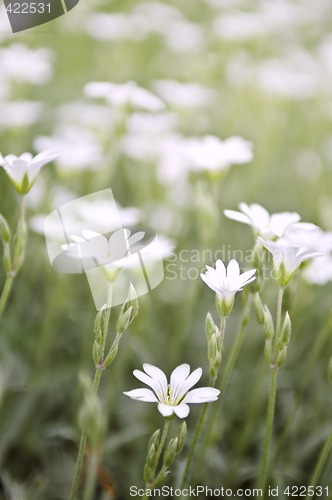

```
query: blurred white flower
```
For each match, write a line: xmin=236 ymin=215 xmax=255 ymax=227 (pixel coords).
xmin=0 ymin=44 xmax=53 ymax=85
xmin=258 ymin=237 xmax=323 ymax=286
xmin=84 ymin=81 xmax=165 ymax=112
xmin=162 ymin=20 xmax=204 ymax=53
xmin=0 ymin=101 xmax=44 ymax=128
xmin=303 ymin=255 xmax=332 ymax=285
xmin=124 ymin=363 xmax=220 ymax=418
xmin=0 ymin=151 xmax=58 ymax=194
xmin=201 ymin=259 xmax=256 ymax=315
xmin=127 ymin=112 xmax=179 ymax=135
xmin=152 ymin=80 xmax=216 ymax=108
xmin=181 ymin=135 xmax=253 ymax=172
xmin=224 ymin=203 xmax=300 ymax=239
xmin=55 ymin=102 xmax=114 ymax=132
xmin=86 ymin=13 xmax=150 ymax=41
xmin=34 ymin=127 xmax=103 ymax=172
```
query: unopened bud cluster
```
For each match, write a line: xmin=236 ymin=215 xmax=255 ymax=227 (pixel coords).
xmin=206 ymin=312 xmax=223 ymax=383
xmin=144 ymin=422 xmax=187 ymax=488
xmin=255 ymin=293 xmax=292 ymax=368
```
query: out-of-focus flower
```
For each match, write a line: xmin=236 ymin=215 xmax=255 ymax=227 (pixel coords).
xmin=34 ymin=127 xmax=103 ymax=172
xmin=0 ymin=44 xmax=53 ymax=85
xmin=152 ymin=80 xmax=216 ymax=108
xmin=0 ymin=102 xmax=44 ymax=128
xmin=0 ymin=151 xmax=58 ymax=194
xmin=303 ymin=255 xmax=332 ymax=285
xmin=201 ymin=259 xmax=256 ymax=315
xmin=124 ymin=363 xmax=220 ymax=418
xmin=258 ymin=237 xmax=323 ymax=286
xmin=181 ymin=135 xmax=253 ymax=172
xmin=224 ymin=203 xmax=300 ymax=239
xmin=84 ymin=81 xmax=165 ymax=112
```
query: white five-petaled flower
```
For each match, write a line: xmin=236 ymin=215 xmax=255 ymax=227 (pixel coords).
xmin=201 ymin=259 xmax=256 ymax=316
xmin=0 ymin=151 xmax=58 ymax=194
xmin=124 ymin=363 xmax=220 ymax=419
xmin=224 ymin=203 xmax=300 ymax=239
xmin=258 ymin=237 xmax=324 ymax=286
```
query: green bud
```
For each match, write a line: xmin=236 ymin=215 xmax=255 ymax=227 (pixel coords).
xmin=148 ymin=429 xmax=161 ymax=451
xmin=103 ymin=344 xmax=119 ymax=368
xmin=3 ymin=243 xmax=12 ymax=274
xmin=0 ymin=214 xmax=11 ymax=243
xmin=92 ymin=340 xmax=102 ymax=366
xmin=144 ymin=464 xmax=154 ymax=483
xmin=264 ymin=339 xmax=273 ymax=365
xmin=94 ymin=307 xmax=105 ymax=343
xmin=208 ymin=333 xmax=217 ymax=364
xmin=78 ymin=373 xmax=106 ymax=446
xmin=276 ymin=347 xmax=287 ymax=368
xmin=120 ymin=283 xmax=138 ymax=324
xmin=147 ymin=443 xmax=156 ymax=467
xmin=176 ymin=422 xmax=187 ymax=453
xmin=281 ymin=312 xmax=292 ymax=346
xmin=117 ymin=306 xmax=133 ymax=334
xmin=12 ymin=218 xmax=27 ymax=273
xmin=205 ymin=312 xmax=216 ymax=340
xmin=216 ymin=292 xmax=234 ymax=317
xmin=254 ymin=293 xmax=265 ymax=325
xmin=328 ymin=357 xmax=332 ymax=385
xmin=163 ymin=438 xmax=178 ymax=467
xmin=263 ymin=305 xmax=274 ymax=340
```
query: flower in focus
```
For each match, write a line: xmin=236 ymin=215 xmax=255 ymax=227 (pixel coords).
xmin=224 ymin=203 xmax=300 ymax=239
xmin=0 ymin=151 xmax=58 ymax=194
xmin=124 ymin=363 xmax=220 ymax=418
xmin=201 ymin=259 xmax=256 ymax=316
xmin=258 ymin=237 xmax=324 ymax=287
xmin=181 ymin=135 xmax=253 ymax=173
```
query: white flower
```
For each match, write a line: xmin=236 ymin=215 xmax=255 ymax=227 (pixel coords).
xmin=0 ymin=151 xmax=58 ymax=194
xmin=0 ymin=101 xmax=44 ymax=128
xmin=0 ymin=43 xmax=53 ymax=85
xmin=303 ymin=255 xmax=332 ymax=285
xmin=224 ymin=203 xmax=301 ymax=239
xmin=124 ymin=363 xmax=220 ymax=418
xmin=201 ymin=259 xmax=256 ymax=315
xmin=258 ymin=237 xmax=324 ymax=286
xmin=152 ymin=80 xmax=215 ymax=108
xmin=84 ymin=81 xmax=165 ymax=112
xmin=181 ymin=135 xmax=253 ymax=172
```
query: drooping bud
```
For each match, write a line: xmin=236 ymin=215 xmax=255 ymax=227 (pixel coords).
xmin=176 ymin=422 xmax=187 ymax=453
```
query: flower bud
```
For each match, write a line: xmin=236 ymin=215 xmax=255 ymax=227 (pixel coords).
xmin=148 ymin=429 xmax=161 ymax=451
xmin=254 ymin=293 xmax=265 ymax=325
xmin=264 ymin=339 xmax=273 ymax=365
xmin=208 ymin=333 xmax=217 ymax=365
xmin=205 ymin=312 xmax=216 ymax=340
xmin=276 ymin=347 xmax=287 ymax=368
xmin=92 ymin=340 xmax=103 ymax=366
xmin=147 ymin=443 xmax=157 ymax=467
xmin=280 ymin=312 xmax=292 ymax=347
xmin=103 ymin=344 xmax=119 ymax=368
xmin=117 ymin=306 xmax=133 ymax=334
xmin=163 ymin=438 xmax=178 ymax=467
xmin=144 ymin=464 xmax=154 ymax=483
xmin=176 ymin=422 xmax=187 ymax=453
xmin=94 ymin=307 xmax=105 ymax=344
xmin=263 ymin=305 xmax=274 ymax=340
xmin=0 ymin=214 xmax=11 ymax=243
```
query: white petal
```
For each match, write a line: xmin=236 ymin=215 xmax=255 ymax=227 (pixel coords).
xmin=133 ymin=369 xmax=161 ymax=399
xmin=215 ymin=259 xmax=226 ymax=278
xmin=237 ymin=269 xmax=256 ymax=287
xmin=123 ymin=388 xmax=158 ymax=402
xmin=158 ymin=403 xmax=174 ymax=417
xmin=224 ymin=209 xmax=251 ymax=225
xmin=182 ymin=387 xmax=220 ymax=404
xmin=143 ymin=364 xmax=168 ymax=400
xmin=174 ymin=367 xmax=203 ymax=402
xmin=226 ymin=259 xmax=240 ymax=280
xmin=270 ymin=212 xmax=301 ymax=237
xmin=170 ymin=364 xmax=191 ymax=402
xmin=174 ymin=404 xmax=190 ymax=418
xmin=200 ymin=273 xmax=219 ymax=294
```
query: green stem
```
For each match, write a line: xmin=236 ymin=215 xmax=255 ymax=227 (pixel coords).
xmin=306 ymin=431 xmax=332 ymax=500
xmin=69 ymin=367 xmax=103 ymax=500
xmin=180 ymin=402 xmax=208 ymax=490
xmin=0 ymin=275 xmax=14 ymax=317
xmin=70 ymin=295 xmax=111 ymax=500
xmin=143 ymin=420 xmax=170 ymax=500
xmin=83 ymin=448 xmax=99 ymax=500
xmin=258 ymin=286 xmax=284 ymax=491
xmin=0 ymin=195 xmax=26 ymax=317
xmin=180 ymin=315 xmax=227 ymax=489
xmin=257 ymin=367 xmax=278 ymax=492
